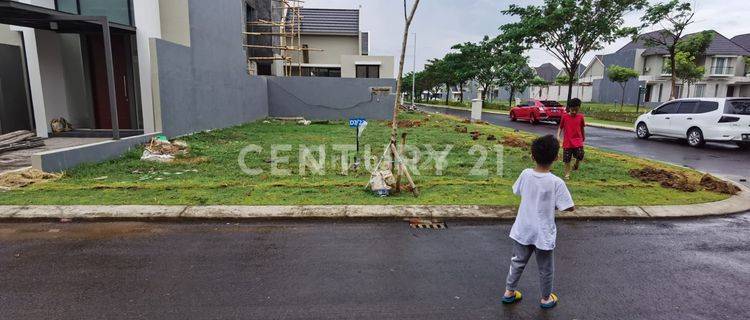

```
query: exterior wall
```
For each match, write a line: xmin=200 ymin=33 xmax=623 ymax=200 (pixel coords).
xmin=529 ymin=84 xmax=590 ymax=102
xmin=0 ymin=24 xmax=22 ymax=46
xmin=293 ymin=35 xmax=359 ymax=65
xmin=595 ymin=49 xmax=644 ymax=105
xmin=154 ymin=0 xmax=269 ymax=137
xmin=35 ymin=30 xmax=70 ymax=134
xmin=642 ymin=55 xmax=664 ymax=76
xmin=340 ymin=55 xmax=394 ymax=78
xmin=582 ymin=60 xmax=604 ymax=79
xmin=267 ymin=77 xmax=395 ymax=120
xmin=32 ymin=132 xmax=160 ymax=172
xmin=157 ymin=0 xmax=189 ymax=47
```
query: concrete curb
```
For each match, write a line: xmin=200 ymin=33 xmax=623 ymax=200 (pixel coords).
xmin=0 ymin=183 xmax=747 ymax=221
xmin=418 ymin=103 xmax=634 ymax=132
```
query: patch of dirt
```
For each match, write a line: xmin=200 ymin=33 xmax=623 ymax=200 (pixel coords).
xmin=487 ymin=134 xmax=497 ymax=141
xmin=461 ymin=119 xmax=471 ymax=124
xmin=173 ymin=156 xmax=211 ymax=165
xmin=629 ymin=167 xmax=697 ymax=192
xmin=0 ymin=169 xmax=61 ymax=190
xmin=501 ymin=135 xmax=530 ymax=148
xmin=470 ymin=131 xmax=482 ymax=140
xmin=384 ymin=120 xmax=422 ymax=128
xmin=700 ymin=174 xmax=740 ymax=195
xmin=454 ymin=125 xmax=468 ymax=133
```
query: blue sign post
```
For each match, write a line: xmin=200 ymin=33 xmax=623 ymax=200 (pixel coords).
xmin=349 ymin=118 xmax=367 ymax=168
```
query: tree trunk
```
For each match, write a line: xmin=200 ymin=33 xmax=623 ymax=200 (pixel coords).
xmin=669 ymin=49 xmax=677 ymax=100
xmin=508 ymin=87 xmax=515 ymax=110
xmin=566 ymin=72 xmax=575 ymax=106
xmin=445 ymin=83 xmax=450 ymax=104
xmin=620 ymin=83 xmax=626 ymax=112
xmin=390 ymin=0 xmax=421 ymax=159
xmin=459 ymin=82 xmax=464 ymax=103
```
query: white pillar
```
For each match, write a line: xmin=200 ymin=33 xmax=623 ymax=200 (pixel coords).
xmin=132 ymin=0 xmax=163 ymax=134
xmin=17 ymin=27 xmax=48 ymax=138
xmin=471 ymin=89 xmax=483 ymax=122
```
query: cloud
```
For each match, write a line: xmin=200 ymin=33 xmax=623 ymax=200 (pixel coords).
xmin=303 ymin=0 xmax=750 ymax=72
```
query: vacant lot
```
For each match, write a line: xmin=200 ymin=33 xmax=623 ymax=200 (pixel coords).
xmin=0 ymin=112 xmax=726 ymax=206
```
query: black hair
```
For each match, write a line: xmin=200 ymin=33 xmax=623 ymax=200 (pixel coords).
xmin=531 ymin=135 xmax=560 ymax=167
xmin=569 ymin=98 xmax=582 ymax=109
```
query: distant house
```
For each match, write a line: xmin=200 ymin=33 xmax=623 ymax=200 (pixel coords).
xmin=535 ymin=63 xmax=560 ymax=83
xmin=285 ymin=8 xmax=394 ymax=78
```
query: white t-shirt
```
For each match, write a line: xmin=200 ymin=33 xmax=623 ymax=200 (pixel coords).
xmin=510 ymin=169 xmax=574 ymax=251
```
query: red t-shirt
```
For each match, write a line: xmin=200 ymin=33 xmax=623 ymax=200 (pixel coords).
xmin=559 ymin=113 xmax=585 ymax=149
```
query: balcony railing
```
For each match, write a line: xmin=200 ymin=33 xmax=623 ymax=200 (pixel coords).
xmin=709 ymin=66 xmax=734 ymax=75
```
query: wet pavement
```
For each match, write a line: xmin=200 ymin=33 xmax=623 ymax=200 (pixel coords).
xmin=1 ymin=217 xmax=748 ymax=319
xmin=420 ymin=106 xmax=750 ymax=187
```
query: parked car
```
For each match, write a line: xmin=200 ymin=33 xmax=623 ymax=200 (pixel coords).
xmin=509 ymin=100 xmax=566 ymax=124
xmin=635 ymin=98 xmax=750 ymax=149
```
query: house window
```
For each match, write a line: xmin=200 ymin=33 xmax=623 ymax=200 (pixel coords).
xmin=356 ymin=65 xmax=379 ymax=78
xmin=711 ymin=57 xmax=734 ymax=75
xmin=302 ymin=45 xmax=310 ymax=64
xmin=674 ymin=84 xmax=683 ymax=98
xmin=295 ymin=67 xmax=341 ymax=77
xmin=694 ymin=84 xmax=706 ymax=97
xmin=714 ymin=84 xmax=719 ymax=97
xmin=56 ymin=0 xmax=133 ymax=25
xmin=657 ymin=83 xmax=663 ymax=101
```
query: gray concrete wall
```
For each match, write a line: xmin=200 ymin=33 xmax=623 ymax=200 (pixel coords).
xmin=596 ymin=50 xmax=645 ymax=105
xmin=155 ymin=0 xmax=270 ymax=137
xmin=267 ymin=76 xmax=396 ymax=120
xmin=32 ymin=133 xmax=160 ymax=172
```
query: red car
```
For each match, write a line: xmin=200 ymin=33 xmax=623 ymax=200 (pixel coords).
xmin=509 ymin=100 xmax=567 ymax=124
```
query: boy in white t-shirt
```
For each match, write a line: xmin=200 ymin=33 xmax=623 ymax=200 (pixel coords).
xmin=501 ymin=135 xmax=575 ymax=309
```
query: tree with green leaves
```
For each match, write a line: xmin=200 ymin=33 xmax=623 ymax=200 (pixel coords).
xmin=607 ymin=65 xmax=639 ymax=110
xmin=452 ymin=36 xmax=500 ymax=101
xmin=667 ymin=31 xmax=712 ymax=97
xmin=639 ymin=0 xmax=696 ymax=100
xmin=501 ymin=0 xmax=645 ymax=107
xmin=492 ymin=41 xmax=536 ymax=109
xmin=444 ymin=51 xmax=475 ymax=103
xmin=555 ymin=74 xmax=578 ymax=86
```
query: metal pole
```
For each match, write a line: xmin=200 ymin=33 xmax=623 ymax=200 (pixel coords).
xmin=101 ymin=18 xmax=120 ymax=140
xmin=411 ymin=33 xmax=416 ymax=107
xmin=355 ymin=125 xmax=360 ymax=166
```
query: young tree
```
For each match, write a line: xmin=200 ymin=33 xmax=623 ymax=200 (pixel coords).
xmin=446 ymin=51 xmax=477 ymax=103
xmin=639 ymin=0 xmax=695 ymax=100
xmin=493 ymin=41 xmax=536 ymax=109
xmin=501 ymin=0 xmax=645 ymax=106
xmin=390 ymin=0 xmax=421 ymax=156
xmin=667 ymin=31 xmax=713 ymax=97
xmin=607 ymin=65 xmax=639 ymax=110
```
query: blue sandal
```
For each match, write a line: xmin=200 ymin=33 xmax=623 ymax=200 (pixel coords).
xmin=502 ymin=291 xmax=522 ymax=304
xmin=540 ymin=293 xmax=558 ymax=309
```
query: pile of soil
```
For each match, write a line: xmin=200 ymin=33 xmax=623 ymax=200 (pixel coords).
xmin=700 ymin=174 xmax=741 ymax=195
xmin=501 ymin=135 xmax=531 ymax=148
xmin=629 ymin=167 xmax=697 ymax=192
xmin=454 ymin=125 xmax=468 ymax=133
xmin=385 ymin=120 xmax=422 ymax=128
xmin=0 ymin=169 xmax=61 ymax=190
xmin=487 ymin=135 xmax=497 ymax=141
xmin=470 ymin=131 xmax=482 ymax=140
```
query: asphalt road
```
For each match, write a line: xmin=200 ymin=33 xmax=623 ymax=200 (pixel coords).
xmin=420 ymin=105 xmax=750 ymax=187
xmin=1 ymin=217 xmax=748 ymax=320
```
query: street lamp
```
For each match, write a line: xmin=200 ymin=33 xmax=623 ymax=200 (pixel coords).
xmin=411 ymin=33 xmax=416 ymax=108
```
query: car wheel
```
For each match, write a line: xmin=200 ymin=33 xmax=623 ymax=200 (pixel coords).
xmin=737 ymin=142 xmax=750 ymax=150
xmin=636 ymin=122 xmax=650 ymax=139
xmin=510 ymin=112 xmax=517 ymax=122
xmin=687 ymin=128 xmax=705 ymax=148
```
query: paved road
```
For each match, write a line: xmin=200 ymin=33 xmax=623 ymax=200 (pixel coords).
xmin=420 ymin=105 xmax=750 ymax=186
xmin=1 ymin=218 xmax=748 ymax=319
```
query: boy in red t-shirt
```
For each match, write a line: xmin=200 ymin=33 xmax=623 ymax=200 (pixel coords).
xmin=556 ymin=98 xmax=585 ymax=180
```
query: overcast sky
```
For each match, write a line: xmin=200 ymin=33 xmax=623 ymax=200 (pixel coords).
xmin=304 ymin=0 xmax=750 ymax=73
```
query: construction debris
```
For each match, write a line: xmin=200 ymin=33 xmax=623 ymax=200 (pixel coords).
xmin=385 ymin=120 xmax=422 ymax=128
xmin=454 ymin=125 xmax=468 ymax=133
xmin=700 ymin=174 xmax=740 ymax=195
xmin=297 ymin=119 xmax=312 ymax=126
xmin=470 ymin=131 xmax=482 ymax=140
xmin=0 ymin=168 xmax=61 ymax=190
xmin=369 ymin=169 xmax=396 ymax=196
xmin=50 ymin=118 xmax=73 ymax=133
xmin=0 ymin=130 xmax=44 ymax=154
xmin=629 ymin=167 xmax=697 ymax=192
xmin=141 ymin=136 xmax=190 ymax=163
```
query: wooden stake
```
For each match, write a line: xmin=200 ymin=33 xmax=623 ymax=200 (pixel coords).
xmin=395 ymin=133 xmax=407 ymax=194
xmin=390 ymin=143 xmax=419 ymax=197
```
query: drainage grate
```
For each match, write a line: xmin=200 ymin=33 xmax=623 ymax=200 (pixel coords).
xmin=408 ymin=218 xmax=447 ymax=229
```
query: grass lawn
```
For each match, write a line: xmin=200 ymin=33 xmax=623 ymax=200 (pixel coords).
xmin=0 ymin=112 xmax=727 ymax=206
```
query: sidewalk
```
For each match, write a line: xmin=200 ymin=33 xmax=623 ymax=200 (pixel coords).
xmin=0 ymin=182 xmax=747 ymax=220
xmin=417 ymin=103 xmax=634 ymax=132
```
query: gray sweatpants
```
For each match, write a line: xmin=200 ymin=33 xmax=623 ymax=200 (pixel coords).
xmin=505 ymin=240 xmax=554 ymax=298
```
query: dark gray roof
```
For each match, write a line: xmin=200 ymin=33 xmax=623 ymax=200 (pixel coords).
xmin=642 ymin=30 xmax=750 ymax=56
xmin=617 ymin=30 xmax=671 ymax=53
xmin=288 ymin=8 xmax=359 ymax=36
xmin=731 ymin=34 xmax=750 ymax=52
xmin=534 ymin=63 xmax=560 ymax=83
xmin=559 ymin=63 xmax=586 ymax=77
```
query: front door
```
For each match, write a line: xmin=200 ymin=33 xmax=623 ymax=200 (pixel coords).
xmin=87 ymin=33 xmax=132 ymax=130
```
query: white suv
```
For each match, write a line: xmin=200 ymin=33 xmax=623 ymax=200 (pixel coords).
xmin=635 ymin=98 xmax=750 ymax=149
